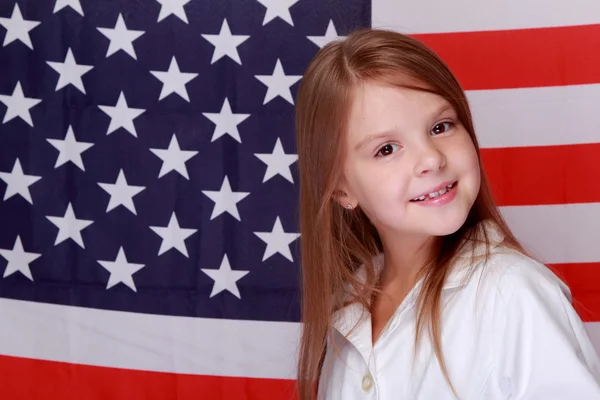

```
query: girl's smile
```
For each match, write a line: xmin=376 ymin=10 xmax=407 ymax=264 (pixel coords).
xmin=409 ymin=180 xmax=458 ymax=206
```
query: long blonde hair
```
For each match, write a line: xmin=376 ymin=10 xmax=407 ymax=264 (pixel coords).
xmin=294 ymin=28 xmax=527 ymax=399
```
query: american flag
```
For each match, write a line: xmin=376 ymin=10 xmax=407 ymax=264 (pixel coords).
xmin=0 ymin=0 xmax=599 ymax=399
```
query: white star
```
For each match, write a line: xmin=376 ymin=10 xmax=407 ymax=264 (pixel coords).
xmin=53 ymin=0 xmax=84 ymax=16
xmin=254 ymin=138 xmax=298 ymax=183
xmin=307 ymin=20 xmax=344 ymax=48
xmin=149 ymin=134 xmax=198 ymax=179
xmin=0 ymin=236 xmax=41 ymax=281
xmin=97 ymin=247 xmax=145 ymax=292
xmin=149 ymin=212 xmax=197 ymax=257
xmin=202 ymin=98 xmax=250 ymax=143
xmin=98 ymin=169 xmax=146 ymax=215
xmin=46 ymin=203 xmax=94 ymax=249
xmin=201 ymin=19 xmax=250 ymax=65
xmin=0 ymin=81 xmax=42 ymax=126
xmin=155 ymin=0 xmax=191 ymax=24
xmin=0 ymin=4 xmax=41 ymax=49
xmin=98 ymin=91 xmax=145 ymax=137
xmin=255 ymin=59 xmax=302 ymax=105
xmin=150 ymin=56 xmax=198 ymax=102
xmin=201 ymin=176 xmax=250 ymax=221
xmin=254 ymin=216 xmax=300 ymax=262
xmin=47 ymin=125 xmax=94 ymax=171
xmin=201 ymin=254 xmax=249 ymax=299
xmin=47 ymin=48 xmax=94 ymax=94
xmin=0 ymin=159 xmax=42 ymax=204
xmin=97 ymin=14 xmax=145 ymax=60
xmin=255 ymin=0 xmax=299 ymax=26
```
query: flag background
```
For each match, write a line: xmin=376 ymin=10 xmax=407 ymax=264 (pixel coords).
xmin=0 ymin=0 xmax=599 ymax=399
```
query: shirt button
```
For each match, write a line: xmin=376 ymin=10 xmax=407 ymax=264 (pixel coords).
xmin=361 ymin=374 xmax=374 ymax=392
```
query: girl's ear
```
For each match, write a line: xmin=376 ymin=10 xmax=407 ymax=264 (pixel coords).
xmin=332 ymin=172 xmax=358 ymax=209
xmin=332 ymin=187 xmax=357 ymax=210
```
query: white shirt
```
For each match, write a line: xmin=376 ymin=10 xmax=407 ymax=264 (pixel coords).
xmin=318 ymin=229 xmax=600 ymax=399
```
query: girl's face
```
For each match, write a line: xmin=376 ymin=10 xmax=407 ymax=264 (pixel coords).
xmin=338 ymin=81 xmax=481 ymax=242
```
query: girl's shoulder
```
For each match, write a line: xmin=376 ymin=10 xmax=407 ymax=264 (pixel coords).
xmin=448 ymin=222 xmax=578 ymax=338
xmin=480 ymin=246 xmax=569 ymax=295
xmin=453 ymin=219 xmax=571 ymax=303
xmin=471 ymin=243 xmax=571 ymax=308
xmin=468 ymin=239 xmax=600 ymax=395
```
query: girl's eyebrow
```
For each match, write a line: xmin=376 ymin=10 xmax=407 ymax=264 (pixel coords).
xmin=354 ymin=103 xmax=454 ymax=151
xmin=431 ymin=103 xmax=454 ymax=119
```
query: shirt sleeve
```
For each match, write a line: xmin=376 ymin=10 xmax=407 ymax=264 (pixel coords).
xmin=489 ymin=257 xmax=600 ymax=399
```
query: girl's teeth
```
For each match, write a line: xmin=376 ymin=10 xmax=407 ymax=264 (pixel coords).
xmin=412 ymin=182 xmax=456 ymax=201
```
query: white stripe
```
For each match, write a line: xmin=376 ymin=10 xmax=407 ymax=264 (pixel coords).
xmin=0 ymin=297 xmax=300 ymax=380
xmin=0 ymin=296 xmax=599 ymax=380
xmin=468 ymin=83 xmax=600 ymax=148
xmin=500 ymin=202 xmax=600 ymax=264
xmin=372 ymin=0 xmax=600 ymax=34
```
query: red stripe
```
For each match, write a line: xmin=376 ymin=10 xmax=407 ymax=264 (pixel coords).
xmin=549 ymin=262 xmax=600 ymax=323
xmin=413 ymin=24 xmax=600 ymax=90
xmin=480 ymin=143 xmax=600 ymax=206
xmin=0 ymin=355 xmax=298 ymax=400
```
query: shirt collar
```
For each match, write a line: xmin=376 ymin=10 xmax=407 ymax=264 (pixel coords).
xmin=330 ymin=221 xmax=505 ymax=336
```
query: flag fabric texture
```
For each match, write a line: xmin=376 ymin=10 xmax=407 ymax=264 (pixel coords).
xmin=0 ymin=0 xmax=599 ymax=399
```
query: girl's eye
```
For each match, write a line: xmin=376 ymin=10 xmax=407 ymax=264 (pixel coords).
xmin=431 ymin=121 xmax=453 ymax=135
xmin=375 ymin=143 xmax=400 ymax=157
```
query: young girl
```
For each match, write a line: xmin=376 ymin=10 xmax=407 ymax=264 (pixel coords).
xmin=293 ymin=28 xmax=600 ymax=399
